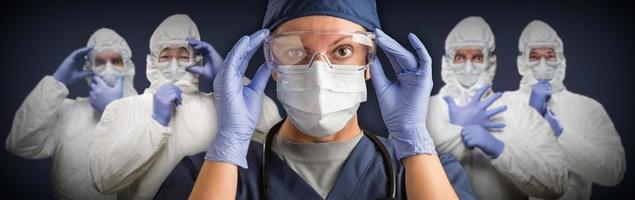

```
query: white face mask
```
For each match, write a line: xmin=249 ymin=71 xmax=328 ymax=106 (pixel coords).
xmin=276 ymin=61 xmax=367 ymax=137
xmin=158 ymin=58 xmax=189 ymax=83
xmin=452 ymin=60 xmax=485 ymax=88
xmin=529 ymin=58 xmax=557 ymax=81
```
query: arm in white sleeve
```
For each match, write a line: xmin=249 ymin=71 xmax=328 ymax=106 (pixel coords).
xmin=426 ymin=97 xmax=468 ymax=159
xmin=89 ymin=96 xmax=171 ymax=194
xmin=558 ymin=101 xmax=625 ymax=186
xmin=5 ymin=76 xmax=71 ymax=158
xmin=491 ymin=105 xmax=568 ymax=199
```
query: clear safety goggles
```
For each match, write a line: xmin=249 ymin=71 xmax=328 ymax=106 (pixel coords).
xmin=87 ymin=48 xmax=127 ymax=73
xmin=449 ymin=60 xmax=487 ymax=71
xmin=446 ymin=46 xmax=490 ymax=71
xmin=264 ymin=31 xmax=376 ymax=74
xmin=151 ymin=42 xmax=202 ymax=69
xmin=524 ymin=45 xmax=559 ymax=64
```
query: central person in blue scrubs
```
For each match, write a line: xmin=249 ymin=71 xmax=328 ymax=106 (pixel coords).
xmin=156 ymin=0 xmax=475 ymax=199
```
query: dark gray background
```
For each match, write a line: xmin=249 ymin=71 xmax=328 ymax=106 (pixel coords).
xmin=1 ymin=0 xmax=632 ymax=199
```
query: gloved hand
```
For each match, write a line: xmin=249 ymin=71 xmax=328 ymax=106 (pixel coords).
xmin=461 ymin=125 xmax=505 ymax=159
xmin=444 ymin=83 xmax=507 ymax=129
xmin=152 ymin=84 xmax=182 ymax=127
xmin=53 ymin=47 xmax=94 ymax=85
xmin=89 ymin=75 xmax=124 ymax=113
xmin=186 ymin=38 xmax=224 ymax=82
xmin=205 ymin=29 xmax=271 ymax=168
xmin=370 ymin=29 xmax=436 ymax=160
xmin=544 ymin=109 xmax=564 ymax=137
xmin=529 ymin=80 xmax=552 ymax=115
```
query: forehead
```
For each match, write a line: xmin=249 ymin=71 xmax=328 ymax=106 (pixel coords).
xmin=159 ymin=47 xmax=190 ymax=54
xmin=455 ymin=48 xmax=483 ymax=55
xmin=275 ymin=15 xmax=366 ymax=33
xmin=95 ymin=50 xmax=121 ymax=58
xmin=530 ymin=48 xmax=555 ymax=53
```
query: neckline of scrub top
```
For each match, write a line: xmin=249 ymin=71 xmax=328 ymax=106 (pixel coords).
xmin=267 ymin=133 xmax=382 ymax=199
xmin=271 ymin=131 xmax=363 ymax=162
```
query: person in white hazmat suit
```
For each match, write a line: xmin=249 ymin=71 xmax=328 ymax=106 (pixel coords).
xmin=426 ymin=16 xmax=569 ymax=199
xmin=88 ymin=14 xmax=281 ymax=199
xmin=504 ymin=20 xmax=626 ymax=200
xmin=6 ymin=28 xmax=136 ymax=199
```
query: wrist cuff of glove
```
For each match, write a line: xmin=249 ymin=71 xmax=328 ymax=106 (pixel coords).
xmin=151 ymin=113 xmax=170 ymax=127
xmin=204 ymin=129 xmax=252 ymax=169
xmin=390 ymin=128 xmax=437 ymax=160
xmin=544 ymin=109 xmax=564 ymax=137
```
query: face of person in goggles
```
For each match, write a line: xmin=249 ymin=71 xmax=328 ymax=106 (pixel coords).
xmin=156 ymin=46 xmax=196 ymax=67
xmin=266 ymin=16 xmax=375 ymax=77
xmin=90 ymin=49 xmax=124 ymax=71
xmin=528 ymin=47 xmax=557 ymax=63
xmin=85 ymin=49 xmax=128 ymax=86
xmin=448 ymin=47 xmax=488 ymax=88
xmin=526 ymin=47 xmax=559 ymax=80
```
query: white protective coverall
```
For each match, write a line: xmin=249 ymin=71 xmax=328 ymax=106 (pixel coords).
xmin=6 ymin=28 xmax=136 ymax=200
xmin=426 ymin=16 xmax=568 ymax=200
xmin=88 ymin=14 xmax=281 ymax=199
xmin=505 ymin=20 xmax=626 ymax=200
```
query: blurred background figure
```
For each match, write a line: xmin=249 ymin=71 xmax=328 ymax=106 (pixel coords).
xmin=5 ymin=28 xmax=136 ymax=199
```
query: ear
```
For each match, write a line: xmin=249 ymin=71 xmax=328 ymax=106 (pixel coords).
xmin=272 ymin=71 xmax=278 ymax=80
xmin=365 ymin=67 xmax=370 ymax=80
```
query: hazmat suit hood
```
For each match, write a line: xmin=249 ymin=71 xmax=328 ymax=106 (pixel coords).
xmin=439 ymin=16 xmax=497 ymax=104
xmin=146 ymin=14 xmax=201 ymax=94
xmin=517 ymin=20 xmax=567 ymax=93
xmin=84 ymin=28 xmax=137 ymax=97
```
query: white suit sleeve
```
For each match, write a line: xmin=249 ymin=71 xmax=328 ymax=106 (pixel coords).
xmin=5 ymin=76 xmax=71 ymax=159
xmin=558 ymin=100 xmax=625 ymax=186
xmin=89 ymin=96 xmax=171 ymax=194
xmin=491 ymin=104 xmax=568 ymax=199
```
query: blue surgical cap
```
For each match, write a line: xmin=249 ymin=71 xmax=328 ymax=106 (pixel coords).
xmin=262 ymin=0 xmax=381 ymax=31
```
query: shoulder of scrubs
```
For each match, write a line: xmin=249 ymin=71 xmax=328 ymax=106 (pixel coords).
xmin=153 ymin=141 xmax=263 ymax=200
xmin=376 ymin=134 xmax=475 ymax=200
xmin=89 ymin=93 xmax=169 ymax=194
xmin=555 ymin=91 xmax=626 ymax=186
xmin=6 ymin=76 xmax=75 ymax=159
xmin=490 ymin=96 xmax=568 ymax=199
xmin=438 ymin=154 xmax=477 ymax=200
xmin=154 ymin=151 xmax=206 ymax=200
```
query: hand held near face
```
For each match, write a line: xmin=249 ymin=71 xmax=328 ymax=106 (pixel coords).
xmin=53 ymin=47 xmax=94 ymax=85
xmin=205 ymin=29 xmax=271 ymax=169
xmin=371 ymin=29 xmax=437 ymax=160
xmin=89 ymin=75 xmax=124 ymax=113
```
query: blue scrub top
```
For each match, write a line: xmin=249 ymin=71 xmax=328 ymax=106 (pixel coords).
xmin=155 ymin=135 xmax=475 ymax=200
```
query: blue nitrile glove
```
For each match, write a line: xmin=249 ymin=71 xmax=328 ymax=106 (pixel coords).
xmin=152 ymin=84 xmax=182 ymax=127
xmin=370 ymin=29 xmax=436 ymax=160
xmin=529 ymin=80 xmax=551 ymax=115
xmin=89 ymin=75 xmax=124 ymax=113
xmin=461 ymin=125 xmax=505 ymax=159
xmin=53 ymin=47 xmax=94 ymax=85
xmin=544 ymin=109 xmax=564 ymax=137
xmin=204 ymin=29 xmax=272 ymax=168
xmin=186 ymin=38 xmax=224 ymax=82
xmin=444 ymin=83 xmax=507 ymax=129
